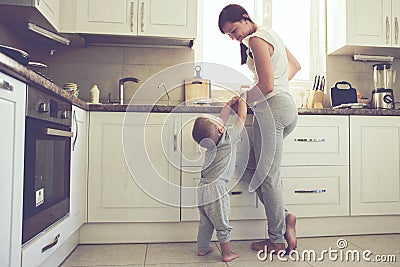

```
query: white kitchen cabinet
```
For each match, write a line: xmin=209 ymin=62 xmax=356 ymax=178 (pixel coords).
xmin=70 ymin=105 xmax=88 ymax=230
xmin=350 ymin=116 xmax=400 ymax=215
xmin=76 ymin=0 xmax=197 ymax=38
xmin=327 ymin=0 xmax=400 ymax=55
xmin=180 ymin=113 xmax=265 ymax=221
xmin=0 ymin=72 xmax=26 ymax=267
xmin=36 ymin=0 xmax=60 ymax=30
xmin=281 ymin=166 xmax=349 ymax=217
xmin=282 ymin=115 xmax=349 ymax=166
xmin=281 ymin=115 xmax=350 ymax=218
xmin=88 ymin=112 xmax=180 ymax=222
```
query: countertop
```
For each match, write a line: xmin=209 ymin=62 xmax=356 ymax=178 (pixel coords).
xmin=2 ymin=52 xmax=400 ymax=116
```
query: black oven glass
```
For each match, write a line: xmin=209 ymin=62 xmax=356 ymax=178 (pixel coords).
xmin=23 ymin=117 xmax=71 ymax=244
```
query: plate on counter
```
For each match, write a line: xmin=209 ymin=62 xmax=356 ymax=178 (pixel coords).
xmin=332 ymin=103 xmax=367 ymax=109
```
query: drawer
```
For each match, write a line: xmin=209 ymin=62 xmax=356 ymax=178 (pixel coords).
xmin=281 ymin=166 xmax=349 ymax=217
xmin=21 ymin=216 xmax=75 ymax=267
xmin=282 ymin=115 xmax=349 ymax=166
xmin=181 ymin=167 xmax=265 ymax=221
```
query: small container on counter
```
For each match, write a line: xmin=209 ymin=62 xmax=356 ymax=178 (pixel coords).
xmin=90 ymin=84 xmax=100 ymax=104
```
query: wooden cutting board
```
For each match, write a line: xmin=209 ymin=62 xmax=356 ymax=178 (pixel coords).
xmin=184 ymin=66 xmax=211 ymax=105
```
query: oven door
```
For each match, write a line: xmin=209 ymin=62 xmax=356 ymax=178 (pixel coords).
xmin=23 ymin=117 xmax=72 ymax=244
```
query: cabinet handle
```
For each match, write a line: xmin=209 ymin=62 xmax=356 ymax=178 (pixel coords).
xmin=395 ymin=17 xmax=399 ymax=45
xmin=386 ymin=16 xmax=390 ymax=44
xmin=130 ymin=1 xmax=135 ymax=32
xmin=140 ymin=1 xmax=145 ymax=32
xmin=173 ymin=117 xmax=177 ymax=152
xmin=294 ymin=189 xmax=326 ymax=194
xmin=44 ymin=128 xmax=74 ymax=137
xmin=72 ymin=110 xmax=78 ymax=151
xmin=0 ymin=78 xmax=14 ymax=91
xmin=294 ymin=138 xmax=326 ymax=142
xmin=230 ymin=191 xmax=243 ymax=195
xmin=41 ymin=234 xmax=60 ymax=253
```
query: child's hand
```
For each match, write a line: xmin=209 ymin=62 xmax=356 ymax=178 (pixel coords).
xmin=226 ymin=96 xmax=239 ymax=107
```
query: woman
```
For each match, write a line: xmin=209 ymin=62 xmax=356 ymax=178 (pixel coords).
xmin=218 ymin=4 xmax=301 ymax=253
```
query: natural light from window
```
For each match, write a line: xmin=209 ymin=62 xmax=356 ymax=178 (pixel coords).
xmin=199 ymin=0 xmax=323 ymax=91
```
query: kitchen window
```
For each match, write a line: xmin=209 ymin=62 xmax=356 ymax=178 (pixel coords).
xmin=196 ymin=0 xmax=325 ymax=92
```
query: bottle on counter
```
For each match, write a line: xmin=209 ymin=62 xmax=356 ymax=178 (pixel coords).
xmin=90 ymin=84 xmax=100 ymax=104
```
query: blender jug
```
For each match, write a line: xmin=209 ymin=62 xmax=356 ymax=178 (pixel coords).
xmin=373 ymin=63 xmax=396 ymax=89
xmin=371 ymin=63 xmax=396 ymax=109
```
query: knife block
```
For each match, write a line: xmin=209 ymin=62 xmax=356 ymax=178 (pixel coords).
xmin=307 ymin=90 xmax=324 ymax=109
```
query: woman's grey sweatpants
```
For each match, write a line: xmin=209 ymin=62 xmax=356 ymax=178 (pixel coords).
xmin=197 ymin=179 xmax=232 ymax=252
xmin=251 ymin=94 xmax=298 ymax=244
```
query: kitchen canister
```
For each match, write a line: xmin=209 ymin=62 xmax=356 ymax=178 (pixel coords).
xmin=90 ymin=84 xmax=100 ymax=104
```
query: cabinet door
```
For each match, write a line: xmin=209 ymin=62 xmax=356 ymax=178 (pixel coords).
xmin=392 ymin=0 xmax=400 ymax=47
xmin=88 ymin=112 xmax=180 ymax=222
xmin=35 ymin=0 xmax=60 ymax=30
xmin=0 ymin=72 xmax=26 ymax=267
xmin=70 ymin=106 xmax=88 ymax=230
xmin=282 ymin=166 xmax=349 ymax=217
xmin=181 ymin=167 xmax=265 ymax=221
xmin=350 ymin=116 xmax=400 ymax=215
xmin=76 ymin=0 xmax=138 ymax=34
xmin=138 ymin=0 xmax=197 ymax=38
xmin=347 ymin=0 xmax=391 ymax=46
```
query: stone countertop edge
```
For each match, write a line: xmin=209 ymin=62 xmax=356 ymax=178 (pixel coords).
xmin=2 ymin=53 xmax=400 ymax=116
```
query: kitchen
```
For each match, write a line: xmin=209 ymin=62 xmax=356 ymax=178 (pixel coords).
xmin=1 ymin=0 xmax=400 ymax=266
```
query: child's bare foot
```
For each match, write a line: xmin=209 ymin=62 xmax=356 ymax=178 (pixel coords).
xmin=251 ymin=239 xmax=285 ymax=253
xmin=222 ymin=251 xmax=239 ymax=262
xmin=220 ymin=241 xmax=239 ymax=262
xmin=198 ymin=246 xmax=214 ymax=256
xmin=285 ymin=213 xmax=297 ymax=252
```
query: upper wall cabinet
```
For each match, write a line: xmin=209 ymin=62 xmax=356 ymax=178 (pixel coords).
xmin=327 ymin=0 xmax=400 ymax=56
xmin=0 ymin=0 xmax=60 ymax=31
xmin=36 ymin=0 xmax=60 ymax=30
xmin=75 ymin=0 xmax=197 ymax=38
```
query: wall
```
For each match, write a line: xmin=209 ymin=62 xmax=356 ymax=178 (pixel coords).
xmin=46 ymin=45 xmax=195 ymax=104
xmin=326 ymin=55 xmax=400 ymax=107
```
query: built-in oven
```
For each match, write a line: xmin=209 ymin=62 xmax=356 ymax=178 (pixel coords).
xmin=22 ymin=85 xmax=72 ymax=244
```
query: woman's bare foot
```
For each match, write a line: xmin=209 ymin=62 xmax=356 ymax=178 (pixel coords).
xmin=251 ymin=239 xmax=285 ymax=253
xmin=222 ymin=251 xmax=239 ymax=262
xmin=198 ymin=246 xmax=214 ymax=256
xmin=285 ymin=213 xmax=297 ymax=252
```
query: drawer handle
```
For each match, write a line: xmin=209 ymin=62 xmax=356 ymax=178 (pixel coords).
xmin=294 ymin=189 xmax=326 ymax=194
xmin=0 ymin=78 xmax=14 ymax=91
xmin=230 ymin=191 xmax=243 ymax=195
xmin=41 ymin=234 xmax=60 ymax=253
xmin=294 ymin=138 xmax=326 ymax=142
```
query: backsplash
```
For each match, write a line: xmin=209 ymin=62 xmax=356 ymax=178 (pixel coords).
xmin=46 ymin=45 xmax=195 ymax=104
xmin=326 ymin=55 xmax=400 ymax=107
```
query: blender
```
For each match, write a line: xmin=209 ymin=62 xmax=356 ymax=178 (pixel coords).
xmin=371 ymin=63 xmax=396 ymax=109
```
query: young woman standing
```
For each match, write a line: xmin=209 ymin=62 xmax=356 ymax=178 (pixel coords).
xmin=218 ymin=4 xmax=301 ymax=253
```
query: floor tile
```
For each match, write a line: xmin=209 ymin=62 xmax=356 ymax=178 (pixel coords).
xmin=145 ymin=263 xmax=228 ymax=267
xmin=345 ymin=234 xmax=400 ymax=254
xmin=61 ymin=244 xmax=146 ymax=266
xmin=145 ymin=242 xmax=222 ymax=264
xmin=389 ymin=254 xmax=400 ymax=267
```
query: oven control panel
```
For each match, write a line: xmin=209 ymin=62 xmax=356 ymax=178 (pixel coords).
xmin=27 ymin=85 xmax=72 ymax=127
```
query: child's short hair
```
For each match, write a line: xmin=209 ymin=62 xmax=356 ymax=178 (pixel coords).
xmin=192 ymin=116 xmax=221 ymax=149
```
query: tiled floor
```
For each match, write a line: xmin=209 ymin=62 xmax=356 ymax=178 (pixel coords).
xmin=61 ymin=234 xmax=400 ymax=267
